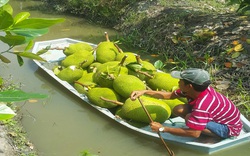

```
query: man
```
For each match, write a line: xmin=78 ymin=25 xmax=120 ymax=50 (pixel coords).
xmin=130 ymin=68 xmax=242 ymax=138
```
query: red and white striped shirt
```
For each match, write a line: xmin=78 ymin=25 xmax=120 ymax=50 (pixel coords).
xmin=174 ymin=87 xmax=243 ymax=136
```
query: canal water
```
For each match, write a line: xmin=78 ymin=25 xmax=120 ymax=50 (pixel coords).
xmin=1 ymin=0 xmax=250 ymax=156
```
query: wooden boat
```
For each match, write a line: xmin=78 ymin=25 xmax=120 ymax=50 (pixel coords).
xmin=31 ymin=38 xmax=250 ymax=154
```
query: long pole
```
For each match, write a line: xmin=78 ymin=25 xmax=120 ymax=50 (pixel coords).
xmin=138 ymin=97 xmax=175 ymax=156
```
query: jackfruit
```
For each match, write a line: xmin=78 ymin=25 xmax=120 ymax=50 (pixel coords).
xmin=93 ymin=57 xmax=128 ymax=88
xmin=64 ymin=42 xmax=93 ymax=56
xmin=87 ymin=87 xmax=121 ymax=108
xmin=61 ymin=50 xmax=95 ymax=69
xmin=121 ymin=95 xmax=171 ymax=123
xmin=74 ymin=72 xmax=97 ymax=94
xmin=57 ymin=65 xmax=84 ymax=83
xmin=87 ymin=62 xmax=102 ymax=73
xmin=114 ymin=44 xmax=137 ymax=64
xmin=146 ymin=72 xmax=179 ymax=91
xmin=163 ymin=99 xmax=185 ymax=114
xmin=95 ymin=32 xmax=119 ymax=63
xmin=126 ymin=55 xmax=156 ymax=80
xmin=113 ymin=74 xmax=146 ymax=99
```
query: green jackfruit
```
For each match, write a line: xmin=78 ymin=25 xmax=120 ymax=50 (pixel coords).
xmin=87 ymin=87 xmax=121 ymax=108
xmin=146 ymin=72 xmax=179 ymax=91
xmin=93 ymin=59 xmax=128 ymax=88
xmin=95 ymin=32 xmax=119 ymax=63
xmin=113 ymin=74 xmax=146 ymax=99
xmin=121 ymin=95 xmax=171 ymax=123
xmin=163 ymin=99 xmax=185 ymax=113
xmin=74 ymin=72 xmax=97 ymax=94
xmin=64 ymin=42 xmax=93 ymax=56
xmin=127 ymin=56 xmax=156 ymax=80
xmin=57 ymin=65 xmax=83 ymax=83
xmin=87 ymin=62 xmax=102 ymax=73
xmin=61 ymin=50 xmax=94 ymax=69
xmin=114 ymin=44 xmax=137 ymax=64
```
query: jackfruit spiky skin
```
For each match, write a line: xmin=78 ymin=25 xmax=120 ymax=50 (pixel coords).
xmin=61 ymin=50 xmax=95 ymax=69
xmin=121 ymin=95 xmax=171 ymax=123
xmin=93 ymin=61 xmax=128 ymax=88
xmin=74 ymin=72 xmax=96 ymax=94
xmin=64 ymin=42 xmax=93 ymax=56
xmin=95 ymin=42 xmax=119 ymax=63
xmin=113 ymin=74 xmax=146 ymax=98
xmin=87 ymin=87 xmax=121 ymax=108
xmin=87 ymin=62 xmax=102 ymax=73
xmin=115 ymin=52 xmax=137 ymax=64
xmin=146 ymin=72 xmax=179 ymax=91
xmin=128 ymin=61 xmax=156 ymax=80
xmin=57 ymin=65 xmax=83 ymax=83
xmin=163 ymin=99 xmax=185 ymax=114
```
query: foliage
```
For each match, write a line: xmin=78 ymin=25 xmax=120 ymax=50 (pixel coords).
xmin=40 ymin=0 xmax=143 ymax=25
xmin=0 ymin=0 xmax=63 ymax=121
xmin=0 ymin=0 xmax=65 ymax=66
xmin=227 ymin=0 xmax=250 ymax=14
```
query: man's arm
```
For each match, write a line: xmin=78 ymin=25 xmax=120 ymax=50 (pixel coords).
xmin=150 ymin=122 xmax=202 ymax=138
xmin=130 ymin=90 xmax=178 ymax=100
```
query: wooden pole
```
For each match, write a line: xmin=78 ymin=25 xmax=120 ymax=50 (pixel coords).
xmin=138 ymin=97 xmax=175 ymax=156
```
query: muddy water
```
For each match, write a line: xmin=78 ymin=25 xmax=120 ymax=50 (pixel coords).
xmin=1 ymin=0 xmax=250 ymax=156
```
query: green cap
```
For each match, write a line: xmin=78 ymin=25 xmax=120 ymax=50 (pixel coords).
xmin=171 ymin=68 xmax=211 ymax=85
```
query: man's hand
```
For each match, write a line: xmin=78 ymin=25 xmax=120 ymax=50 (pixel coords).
xmin=150 ymin=122 xmax=164 ymax=132
xmin=130 ymin=90 xmax=146 ymax=101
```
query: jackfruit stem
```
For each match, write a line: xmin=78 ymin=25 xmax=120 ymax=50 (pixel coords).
xmin=119 ymin=55 xmax=128 ymax=66
xmin=136 ymin=55 xmax=142 ymax=64
xmin=114 ymin=43 xmax=123 ymax=53
xmin=74 ymin=81 xmax=91 ymax=90
xmin=105 ymin=32 xmax=110 ymax=42
xmin=100 ymin=96 xmax=123 ymax=106
xmin=137 ymin=70 xmax=154 ymax=79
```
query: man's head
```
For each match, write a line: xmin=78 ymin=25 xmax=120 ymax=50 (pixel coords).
xmin=171 ymin=68 xmax=211 ymax=92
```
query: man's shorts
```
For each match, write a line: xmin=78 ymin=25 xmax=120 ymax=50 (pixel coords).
xmin=206 ymin=121 xmax=229 ymax=138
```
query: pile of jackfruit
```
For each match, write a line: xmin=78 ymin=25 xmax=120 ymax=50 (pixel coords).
xmin=52 ymin=32 xmax=186 ymax=126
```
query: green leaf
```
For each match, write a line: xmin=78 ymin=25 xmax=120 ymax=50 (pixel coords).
xmin=0 ymin=54 xmax=11 ymax=63
xmin=0 ymin=104 xmax=16 ymax=120
xmin=0 ymin=34 xmax=26 ymax=46
xmin=12 ymin=18 xmax=65 ymax=29
xmin=24 ymin=40 xmax=34 ymax=51
xmin=10 ymin=28 xmax=49 ymax=37
xmin=14 ymin=52 xmax=46 ymax=61
xmin=0 ymin=90 xmax=48 ymax=102
xmin=13 ymin=12 xmax=30 ymax=24
xmin=0 ymin=77 xmax=3 ymax=86
xmin=154 ymin=60 xmax=165 ymax=70
xmin=36 ymin=46 xmax=51 ymax=55
xmin=0 ymin=0 xmax=9 ymax=8
xmin=1 ymin=3 xmax=12 ymax=15
xmin=231 ymin=52 xmax=241 ymax=58
xmin=126 ymin=62 xmax=142 ymax=72
xmin=16 ymin=55 xmax=24 ymax=66
xmin=0 ymin=9 xmax=13 ymax=29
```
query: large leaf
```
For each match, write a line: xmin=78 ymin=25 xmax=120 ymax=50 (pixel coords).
xmin=13 ymin=12 xmax=30 ymax=24
xmin=0 ymin=104 xmax=16 ymax=120
xmin=0 ymin=34 xmax=26 ymax=46
xmin=14 ymin=52 xmax=46 ymax=61
xmin=12 ymin=18 xmax=65 ymax=29
xmin=0 ymin=9 xmax=13 ymax=29
xmin=10 ymin=28 xmax=49 ymax=37
xmin=0 ymin=0 xmax=9 ymax=8
xmin=0 ymin=90 xmax=48 ymax=102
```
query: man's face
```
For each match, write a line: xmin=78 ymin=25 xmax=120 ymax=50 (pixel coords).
xmin=178 ymin=79 xmax=190 ymax=93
